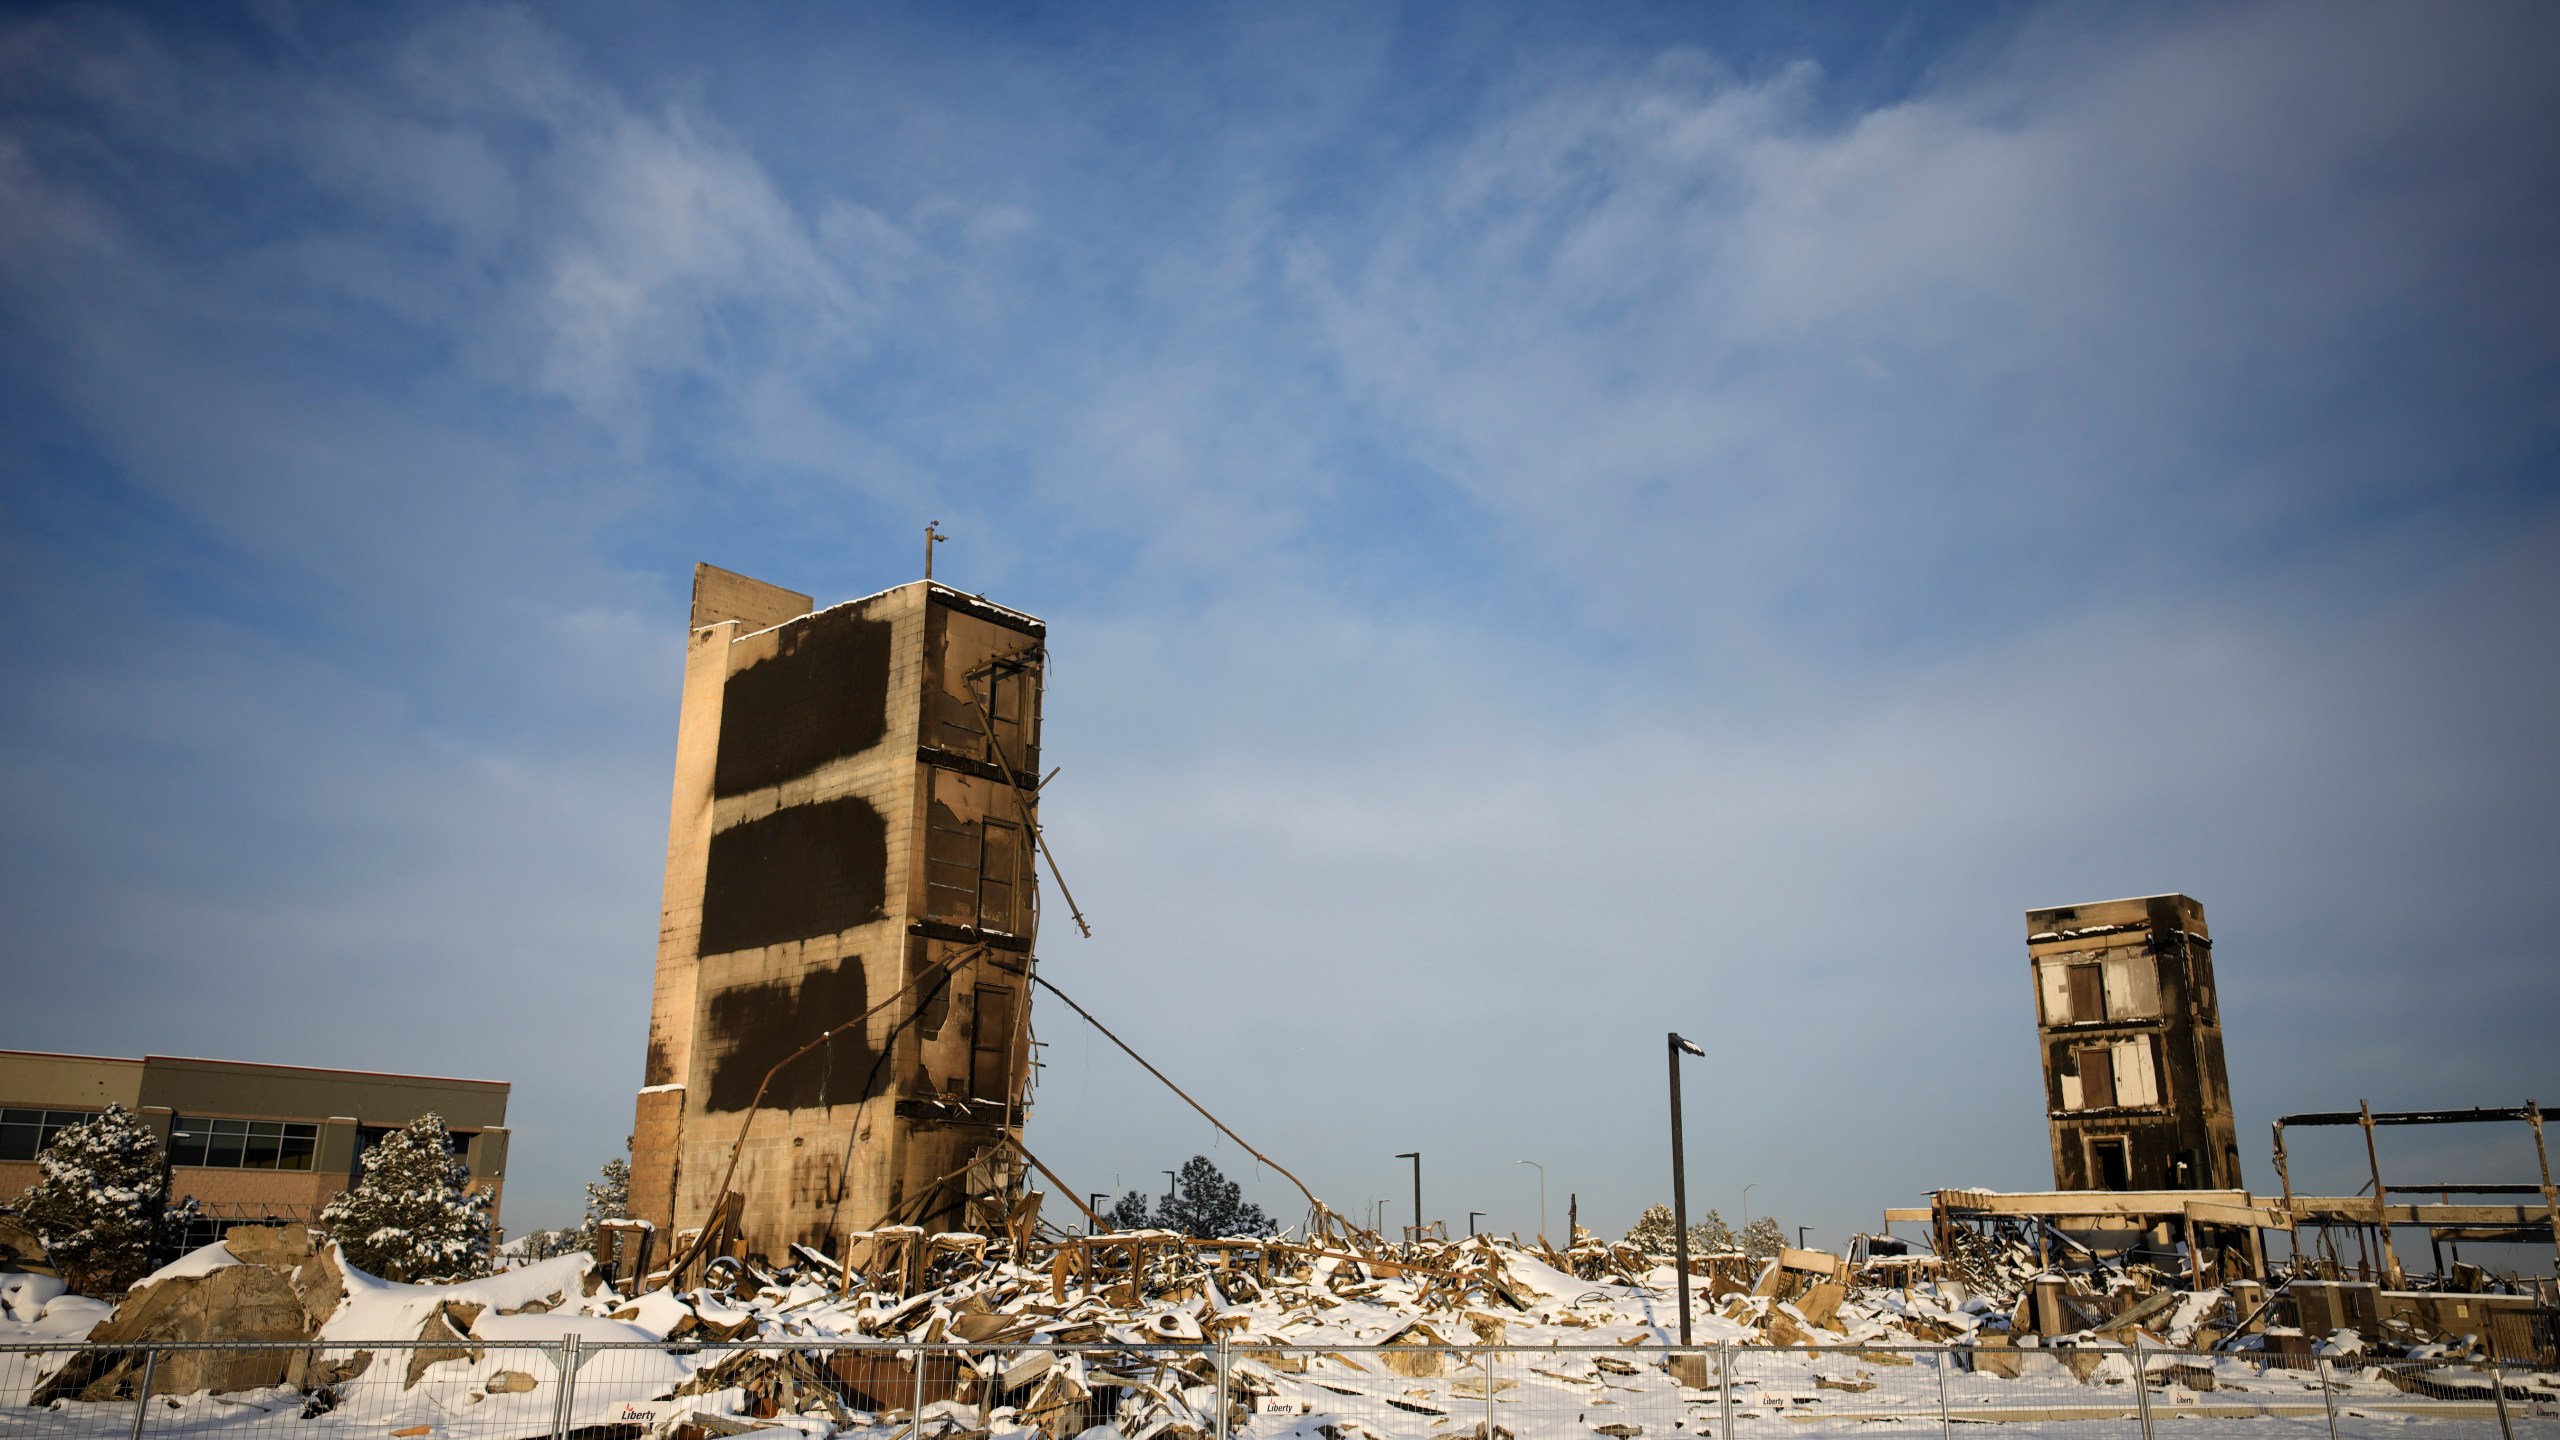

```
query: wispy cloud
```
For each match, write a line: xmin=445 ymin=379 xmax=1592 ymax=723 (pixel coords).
xmin=0 ymin=1 xmax=2552 ymax=1239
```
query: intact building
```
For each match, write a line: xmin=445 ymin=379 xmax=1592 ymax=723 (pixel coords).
xmin=2027 ymin=894 xmax=2241 ymax=1193
xmin=0 ymin=1049 xmax=509 ymax=1249
xmin=629 ymin=565 xmax=1043 ymax=1264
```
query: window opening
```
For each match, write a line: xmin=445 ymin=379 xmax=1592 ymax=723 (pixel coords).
xmin=2066 ymin=962 xmax=2106 ymax=1023
xmin=2077 ymin=1046 xmax=2118 ymax=1109
xmin=979 ymin=820 xmax=1019 ymax=934
xmin=970 ymin=985 xmax=1017 ymax=1101
xmin=2091 ymin=1137 xmax=2132 ymax=1191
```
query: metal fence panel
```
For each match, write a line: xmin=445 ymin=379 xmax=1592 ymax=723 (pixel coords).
xmin=11 ymin=1337 xmax=2558 ymax=1440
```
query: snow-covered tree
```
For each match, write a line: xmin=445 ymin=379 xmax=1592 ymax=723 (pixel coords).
xmin=1688 ymin=1208 xmax=1736 ymax=1253
xmin=16 ymin=1105 xmax=166 ymax=1295
xmin=1624 ymin=1203 xmax=1679 ymax=1253
xmin=577 ymin=1153 xmax=630 ymax=1250
xmin=1624 ymin=1203 xmax=1738 ymax=1257
xmin=1154 ymin=1156 xmax=1272 ymax=1238
xmin=320 ymin=1113 xmax=490 ymax=1282
xmin=1739 ymin=1215 xmax=1786 ymax=1261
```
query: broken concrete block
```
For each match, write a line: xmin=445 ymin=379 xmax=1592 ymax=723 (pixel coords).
xmin=1794 ymin=1282 xmax=1847 ymax=1332
xmin=1663 ymin=1353 xmax=1716 ymax=1390
xmin=70 ymin=1261 xmax=314 ymax=1398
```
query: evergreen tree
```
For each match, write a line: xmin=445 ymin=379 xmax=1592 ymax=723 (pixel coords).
xmin=1739 ymin=1215 xmax=1786 ymax=1261
xmin=1687 ymin=1208 xmax=1736 ymax=1253
xmin=319 ymin=1113 xmax=491 ymax=1282
xmin=576 ymin=1153 xmax=630 ymax=1250
xmin=1623 ymin=1203 xmax=1680 ymax=1254
xmin=1154 ymin=1155 xmax=1273 ymax=1239
xmin=1108 ymin=1189 xmax=1154 ymax=1230
xmin=17 ymin=1105 xmax=166 ymax=1295
xmin=1624 ymin=1203 xmax=1737 ymax=1257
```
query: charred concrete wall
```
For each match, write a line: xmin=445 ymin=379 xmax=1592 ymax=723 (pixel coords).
xmin=630 ymin=565 xmax=1043 ymax=1262
xmin=2028 ymin=894 xmax=2240 ymax=1193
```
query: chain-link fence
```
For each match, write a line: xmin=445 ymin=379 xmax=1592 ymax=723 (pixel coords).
xmin=5 ymin=1339 xmax=2555 ymax=1440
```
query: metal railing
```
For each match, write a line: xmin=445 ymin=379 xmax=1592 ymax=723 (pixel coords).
xmin=5 ymin=1339 xmax=2555 ymax=1439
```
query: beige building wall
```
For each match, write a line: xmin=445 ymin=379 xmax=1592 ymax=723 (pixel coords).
xmin=631 ymin=565 xmax=1042 ymax=1262
xmin=0 ymin=1050 xmax=509 ymax=1233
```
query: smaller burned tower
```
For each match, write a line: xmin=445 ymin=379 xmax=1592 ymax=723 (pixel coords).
xmin=2028 ymin=893 xmax=2240 ymax=1192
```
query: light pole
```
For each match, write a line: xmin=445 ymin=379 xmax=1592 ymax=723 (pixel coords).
xmin=1668 ymin=1032 xmax=1706 ymax=1346
xmin=1516 ymin=1160 xmax=1548 ymax=1249
xmin=1798 ymin=1226 xmax=1811 ymax=1251
xmin=1742 ymin=1184 xmax=1758 ymax=1234
xmin=1395 ymin=1152 xmax=1422 ymax=1246
xmin=1089 ymin=1193 xmax=1110 ymax=1232
xmin=1469 ymin=1211 xmax=1486 ymax=1237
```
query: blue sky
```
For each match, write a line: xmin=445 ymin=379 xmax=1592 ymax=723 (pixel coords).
xmin=2 ymin=0 xmax=2556 ymax=1253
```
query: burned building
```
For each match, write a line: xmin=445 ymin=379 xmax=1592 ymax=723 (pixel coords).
xmin=628 ymin=565 xmax=1044 ymax=1263
xmin=2028 ymin=893 xmax=2240 ymax=1193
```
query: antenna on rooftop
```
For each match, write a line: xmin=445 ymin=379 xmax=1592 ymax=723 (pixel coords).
xmin=924 ymin=521 xmax=947 ymax=581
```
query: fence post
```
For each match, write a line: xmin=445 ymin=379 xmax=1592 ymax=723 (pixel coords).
xmin=1215 ymin=1341 xmax=1230 ymax=1440
xmin=2315 ymin=1354 xmax=2340 ymax=1440
xmin=2488 ymin=1359 xmax=2515 ymax=1440
xmin=2128 ymin=1341 xmax=2155 ymax=1440
xmin=1933 ymin=1343 xmax=1952 ymax=1440
xmin=911 ymin=1346 xmax=928 ymax=1440
xmin=1718 ymin=1342 xmax=1735 ymax=1440
xmin=127 ymin=1345 xmax=159 ymax=1440
xmin=553 ymin=1333 xmax=582 ymax=1440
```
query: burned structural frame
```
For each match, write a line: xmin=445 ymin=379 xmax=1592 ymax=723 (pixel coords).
xmin=627 ymin=564 xmax=1048 ymax=1267
xmin=2271 ymin=1101 xmax=2560 ymax=1286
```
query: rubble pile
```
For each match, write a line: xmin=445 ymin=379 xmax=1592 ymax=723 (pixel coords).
xmin=7 ymin=1220 xmax=2548 ymax=1436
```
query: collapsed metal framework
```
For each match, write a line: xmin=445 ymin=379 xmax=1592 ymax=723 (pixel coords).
xmin=1898 ymin=1099 xmax=2560 ymax=1295
xmin=2272 ymin=1101 xmax=2560 ymax=1286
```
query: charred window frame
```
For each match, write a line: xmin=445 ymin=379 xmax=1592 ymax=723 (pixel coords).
xmin=2088 ymin=1135 xmax=2133 ymax=1191
xmin=926 ymin=773 xmax=1028 ymax=937
xmin=2066 ymin=962 xmax=2106 ymax=1024
xmin=969 ymin=984 xmax=1018 ymax=1101
xmin=2075 ymin=1046 xmax=2118 ymax=1110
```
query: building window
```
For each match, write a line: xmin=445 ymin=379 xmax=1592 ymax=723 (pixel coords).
xmin=0 ymin=1108 xmax=99 ymax=1162
xmin=2066 ymin=963 xmax=2106 ymax=1023
xmin=355 ymin=1125 xmax=470 ymax=1165
xmin=169 ymin=1118 xmax=319 ymax=1171
xmin=2075 ymin=1046 xmax=2118 ymax=1109
xmin=2089 ymin=1137 xmax=2132 ymax=1191
xmin=970 ymin=984 xmax=1017 ymax=1102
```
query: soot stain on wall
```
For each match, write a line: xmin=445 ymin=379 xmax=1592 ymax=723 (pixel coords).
xmin=699 ymin=797 xmax=888 ymax=955
xmin=714 ymin=608 xmax=893 ymax=798
xmin=705 ymin=955 xmax=872 ymax=1113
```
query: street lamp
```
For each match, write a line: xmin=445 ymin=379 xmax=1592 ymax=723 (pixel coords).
xmin=1668 ymin=1031 xmax=1706 ymax=1346
xmin=1515 ymin=1159 xmax=1547 ymax=1249
xmin=1798 ymin=1226 xmax=1811 ymax=1251
xmin=1089 ymin=1193 xmax=1110 ymax=1233
xmin=1395 ymin=1152 xmax=1422 ymax=1246
xmin=1469 ymin=1211 xmax=1486 ymax=1237
xmin=1742 ymin=1184 xmax=1758 ymax=1234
